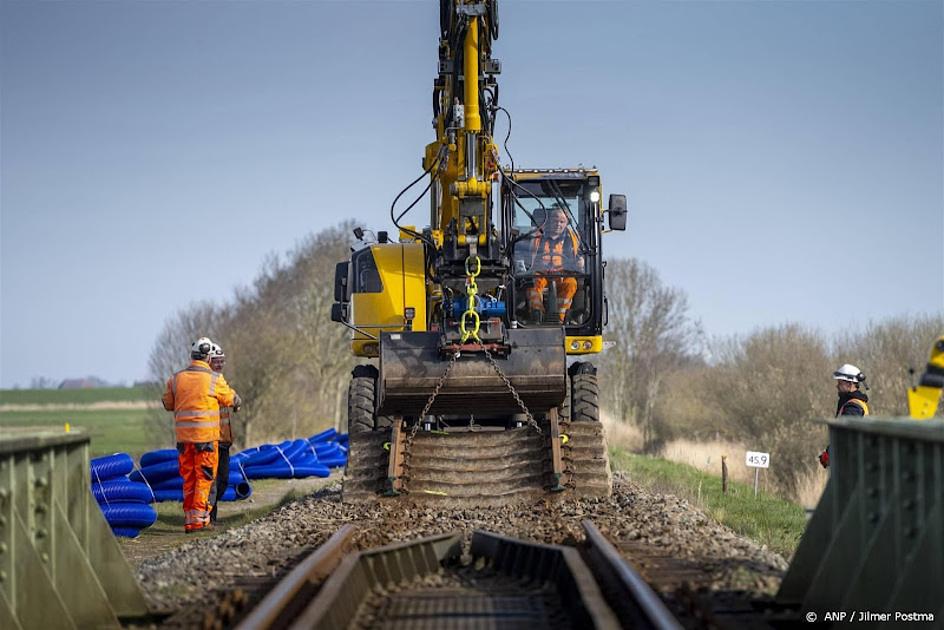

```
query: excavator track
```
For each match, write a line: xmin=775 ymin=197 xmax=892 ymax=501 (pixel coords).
xmin=342 ymin=419 xmax=611 ymax=506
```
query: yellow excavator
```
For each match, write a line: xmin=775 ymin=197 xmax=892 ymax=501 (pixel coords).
xmin=332 ymin=0 xmax=625 ymax=504
xmin=908 ymin=335 xmax=944 ymax=419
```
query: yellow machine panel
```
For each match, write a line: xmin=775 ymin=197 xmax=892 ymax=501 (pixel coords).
xmin=565 ymin=335 xmax=604 ymax=355
xmin=352 ymin=243 xmax=427 ymax=357
xmin=908 ymin=335 xmax=944 ymax=419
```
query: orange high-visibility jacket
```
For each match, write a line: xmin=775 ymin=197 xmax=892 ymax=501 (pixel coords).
xmin=162 ymin=360 xmax=236 ymax=443
xmin=530 ymin=230 xmax=579 ymax=271
xmin=219 ymin=400 xmax=233 ymax=444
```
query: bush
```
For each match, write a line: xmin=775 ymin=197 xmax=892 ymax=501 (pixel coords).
xmin=625 ymin=315 xmax=943 ymax=497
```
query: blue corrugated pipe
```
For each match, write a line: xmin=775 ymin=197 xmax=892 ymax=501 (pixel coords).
xmin=92 ymin=479 xmax=154 ymax=504
xmin=100 ymin=503 xmax=158 ymax=529
xmin=130 ymin=459 xmax=182 ymax=484
xmin=309 ymin=428 xmax=337 ymax=443
xmin=140 ymin=448 xmax=178 ymax=468
xmin=90 ymin=453 xmax=134 ymax=481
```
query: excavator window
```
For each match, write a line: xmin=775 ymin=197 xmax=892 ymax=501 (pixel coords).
xmin=351 ymin=247 xmax=383 ymax=294
xmin=507 ymin=179 xmax=594 ymax=328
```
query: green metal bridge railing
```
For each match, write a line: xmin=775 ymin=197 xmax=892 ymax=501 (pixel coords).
xmin=778 ymin=417 xmax=943 ymax=624
xmin=0 ymin=429 xmax=148 ymax=629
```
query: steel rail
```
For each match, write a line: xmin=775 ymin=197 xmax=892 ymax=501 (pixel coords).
xmin=237 ymin=522 xmax=685 ymax=629
xmin=581 ymin=519 xmax=683 ymax=630
xmin=234 ymin=524 xmax=356 ymax=630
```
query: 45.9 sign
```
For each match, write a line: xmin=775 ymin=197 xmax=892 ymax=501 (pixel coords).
xmin=745 ymin=451 xmax=770 ymax=469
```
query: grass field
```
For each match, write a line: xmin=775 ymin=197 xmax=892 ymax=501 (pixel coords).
xmin=0 ymin=387 xmax=154 ymax=405
xmin=609 ymin=447 xmax=807 ymax=559
xmin=0 ymin=407 xmax=165 ymax=457
xmin=0 ymin=386 xmax=153 ymax=405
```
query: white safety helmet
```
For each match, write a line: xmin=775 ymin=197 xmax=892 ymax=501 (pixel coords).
xmin=190 ymin=337 xmax=214 ymax=360
xmin=209 ymin=343 xmax=225 ymax=359
xmin=833 ymin=363 xmax=865 ymax=384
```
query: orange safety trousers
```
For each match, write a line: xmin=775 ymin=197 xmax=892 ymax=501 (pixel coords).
xmin=529 ymin=275 xmax=577 ymax=323
xmin=178 ymin=442 xmax=218 ymax=532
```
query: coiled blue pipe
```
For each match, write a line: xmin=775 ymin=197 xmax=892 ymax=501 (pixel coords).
xmin=90 ymin=453 xmax=134 ymax=481
xmin=140 ymin=448 xmax=178 ymax=468
xmin=150 ymin=481 xmax=250 ymax=502
xmin=314 ymin=443 xmax=341 ymax=457
xmin=150 ymin=478 xmax=182 ymax=491
xmin=308 ymin=428 xmax=338 ymax=443
xmin=240 ymin=447 xmax=281 ymax=467
xmin=130 ymin=459 xmax=181 ymax=484
xmin=153 ymin=488 xmax=183 ymax=503
xmin=112 ymin=527 xmax=142 ymax=539
xmin=100 ymin=503 xmax=158 ymax=529
xmin=93 ymin=479 xmax=154 ymax=504
xmin=243 ymin=461 xmax=330 ymax=479
xmin=223 ymin=481 xmax=252 ymax=500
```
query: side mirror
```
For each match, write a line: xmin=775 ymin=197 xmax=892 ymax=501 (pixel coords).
xmin=334 ymin=262 xmax=350 ymax=302
xmin=607 ymin=194 xmax=628 ymax=231
xmin=330 ymin=302 xmax=349 ymax=323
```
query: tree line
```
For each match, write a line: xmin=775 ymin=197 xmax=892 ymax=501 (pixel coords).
xmin=148 ymin=222 xmax=942 ymax=496
xmin=599 ymin=257 xmax=942 ymax=494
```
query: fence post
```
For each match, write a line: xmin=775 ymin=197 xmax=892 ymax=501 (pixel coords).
xmin=721 ymin=455 xmax=728 ymax=494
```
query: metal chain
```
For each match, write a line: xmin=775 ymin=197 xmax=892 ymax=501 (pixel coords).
xmin=482 ymin=345 xmax=543 ymax=435
xmin=406 ymin=350 xmax=461 ymax=448
xmin=460 ymin=255 xmax=482 ymax=343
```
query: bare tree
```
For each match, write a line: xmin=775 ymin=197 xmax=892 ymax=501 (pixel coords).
xmin=599 ymin=258 xmax=701 ymax=449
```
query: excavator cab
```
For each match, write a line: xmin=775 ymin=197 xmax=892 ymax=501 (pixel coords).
xmin=505 ymin=170 xmax=615 ymax=335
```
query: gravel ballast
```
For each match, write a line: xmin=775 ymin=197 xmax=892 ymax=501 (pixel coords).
xmin=136 ymin=472 xmax=787 ymax=618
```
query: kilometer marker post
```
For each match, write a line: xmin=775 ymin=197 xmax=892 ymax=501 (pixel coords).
xmin=745 ymin=451 xmax=770 ymax=498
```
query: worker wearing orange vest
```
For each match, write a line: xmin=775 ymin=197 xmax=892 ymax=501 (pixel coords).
xmin=208 ymin=343 xmax=234 ymax=524
xmin=527 ymin=205 xmax=584 ymax=324
xmin=819 ymin=364 xmax=870 ymax=468
xmin=161 ymin=337 xmax=239 ymax=532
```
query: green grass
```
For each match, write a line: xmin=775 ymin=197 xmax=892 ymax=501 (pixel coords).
xmin=0 ymin=408 xmax=163 ymax=457
xmin=0 ymin=386 xmax=153 ymax=405
xmin=609 ymin=447 xmax=807 ymax=559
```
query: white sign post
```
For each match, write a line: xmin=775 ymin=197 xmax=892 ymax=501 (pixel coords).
xmin=745 ymin=451 xmax=770 ymax=497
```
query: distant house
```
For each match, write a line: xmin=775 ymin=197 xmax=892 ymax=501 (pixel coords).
xmin=58 ymin=377 xmax=110 ymax=390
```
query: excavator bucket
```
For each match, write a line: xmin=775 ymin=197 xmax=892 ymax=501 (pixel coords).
xmin=377 ymin=329 xmax=566 ymax=417
xmin=342 ymin=328 xmax=612 ymax=505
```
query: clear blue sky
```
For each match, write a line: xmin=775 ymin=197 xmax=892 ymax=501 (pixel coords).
xmin=2 ymin=1 xmax=941 ymax=388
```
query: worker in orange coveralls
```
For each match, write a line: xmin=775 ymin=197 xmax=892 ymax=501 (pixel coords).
xmin=208 ymin=342 xmax=234 ymax=524
xmin=162 ymin=337 xmax=240 ymax=533
xmin=527 ymin=204 xmax=584 ymax=324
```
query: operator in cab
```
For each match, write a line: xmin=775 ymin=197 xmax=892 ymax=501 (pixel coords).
xmin=819 ymin=363 xmax=870 ymax=468
xmin=525 ymin=203 xmax=584 ymax=324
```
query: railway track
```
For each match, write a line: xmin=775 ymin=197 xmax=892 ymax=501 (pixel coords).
xmin=234 ymin=520 xmax=680 ymax=630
